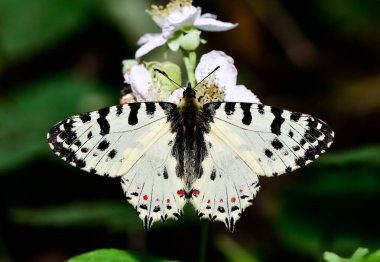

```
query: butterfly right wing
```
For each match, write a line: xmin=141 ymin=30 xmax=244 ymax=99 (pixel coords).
xmin=48 ymin=102 xmax=186 ymax=228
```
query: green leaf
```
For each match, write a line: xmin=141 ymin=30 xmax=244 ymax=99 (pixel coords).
xmin=323 ymin=248 xmax=380 ymax=262
xmin=366 ymin=249 xmax=380 ymax=262
xmin=0 ymin=0 xmax=90 ymax=62
xmin=68 ymin=248 xmax=174 ymax=262
xmin=0 ymin=73 xmax=113 ymax=173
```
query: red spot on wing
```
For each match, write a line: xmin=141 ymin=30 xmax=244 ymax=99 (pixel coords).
xmin=177 ymin=190 xmax=185 ymax=196
xmin=207 ymin=199 xmax=211 ymax=204
xmin=156 ymin=198 xmax=159 ymax=202
xmin=239 ymin=188 xmax=243 ymax=193
xmin=191 ymin=189 xmax=200 ymax=195
xmin=231 ymin=197 xmax=236 ymax=203
xmin=166 ymin=198 xmax=170 ymax=203
xmin=143 ymin=195 xmax=148 ymax=201
xmin=219 ymin=198 xmax=223 ymax=203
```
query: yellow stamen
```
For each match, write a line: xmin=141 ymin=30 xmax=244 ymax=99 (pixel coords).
xmin=148 ymin=0 xmax=193 ymax=18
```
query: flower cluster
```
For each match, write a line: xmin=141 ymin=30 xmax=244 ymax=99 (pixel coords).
xmin=121 ymin=0 xmax=260 ymax=105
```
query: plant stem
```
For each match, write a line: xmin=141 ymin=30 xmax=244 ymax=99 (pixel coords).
xmin=182 ymin=49 xmax=197 ymax=87
xmin=199 ymin=222 xmax=209 ymax=262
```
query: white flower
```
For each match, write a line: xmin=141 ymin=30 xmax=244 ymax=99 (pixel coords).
xmin=136 ymin=0 xmax=237 ymax=59
xmin=195 ymin=51 xmax=261 ymax=104
xmin=124 ymin=64 xmax=159 ymax=101
xmin=123 ymin=51 xmax=260 ymax=105
xmin=123 ymin=61 xmax=182 ymax=103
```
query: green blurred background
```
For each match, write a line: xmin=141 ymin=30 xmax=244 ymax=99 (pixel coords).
xmin=1 ymin=0 xmax=380 ymax=261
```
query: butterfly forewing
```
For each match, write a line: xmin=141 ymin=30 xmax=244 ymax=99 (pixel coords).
xmin=202 ymin=102 xmax=334 ymax=177
xmin=48 ymin=102 xmax=175 ymax=177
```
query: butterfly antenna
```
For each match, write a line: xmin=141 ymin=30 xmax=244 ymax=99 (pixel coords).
xmin=154 ymin=68 xmax=183 ymax=89
xmin=193 ymin=66 xmax=220 ymax=90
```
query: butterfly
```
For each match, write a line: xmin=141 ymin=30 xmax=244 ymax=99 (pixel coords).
xmin=47 ymin=80 xmax=334 ymax=232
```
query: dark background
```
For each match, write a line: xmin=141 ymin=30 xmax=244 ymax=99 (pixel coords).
xmin=0 ymin=0 xmax=379 ymax=261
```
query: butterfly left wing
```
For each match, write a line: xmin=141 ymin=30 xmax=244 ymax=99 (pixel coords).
xmin=48 ymin=102 xmax=187 ymax=229
xmin=191 ymin=102 xmax=334 ymax=231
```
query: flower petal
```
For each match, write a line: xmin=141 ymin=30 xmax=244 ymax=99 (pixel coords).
xmin=167 ymin=89 xmax=183 ymax=105
xmin=225 ymin=85 xmax=261 ymax=103
xmin=162 ymin=6 xmax=201 ymax=38
xmin=194 ymin=17 xmax=237 ymax=31
xmin=195 ymin=50 xmax=237 ymax=89
xmin=124 ymin=64 xmax=156 ymax=100
xmin=199 ymin=13 xmax=217 ymax=19
xmin=135 ymin=34 xmax=166 ymax=59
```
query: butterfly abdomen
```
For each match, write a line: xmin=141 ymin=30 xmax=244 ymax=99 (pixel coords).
xmin=170 ymin=88 xmax=211 ymax=190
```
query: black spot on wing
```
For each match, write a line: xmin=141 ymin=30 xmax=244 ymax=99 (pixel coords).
xmin=270 ymin=107 xmax=284 ymax=135
xmin=116 ymin=105 xmax=123 ymax=116
xmin=87 ymin=131 xmax=93 ymax=139
xmin=224 ymin=102 xmax=236 ymax=115
xmin=80 ymin=112 xmax=91 ymax=123
xmin=81 ymin=147 xmax=89 ymax=153
xmin=292 ymin=145 xmax=301 ymax=151
xmin=61 ymin=130 xmax=77 ymax=145
xmin=240 ymin=103 xmax=252 ymax=125
xmin=290 ymin=112 xmax=301 ymax=122
xmin=271 ymin=138 xmax=283 ymax=150
xmin=108 ymin=149 xmax=117 ymax=159
xmin=257 ymin=104 xmax=264 ymax=114
xmin=296 ymin=157 xmax=306 ymax=167
xmin=145 ymin=102 xmax=156 ymax=115
xmin=163 ymin=168 xmax=168 ymax=179
xmin=128 ymin=103 xmax=141 ymax=125
xmin=97 ymin=108 xmax=110 ymax=135
xmin=265 ymin=149 xmax=273 ymax=158
xmin=210 ymin=169 xmax=216 ymax=181
xmin=97 ymin=140 xmax=110 ymax=151
xmin=217 ymin=206 xmax=225 ymax=213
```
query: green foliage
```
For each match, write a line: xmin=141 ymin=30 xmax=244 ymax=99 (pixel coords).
xmin=318 ymin=0 xmax=380 ymax=37
xmin=0 ymin=74 xmax=112 ymax=172
xmin=0 ymin=0 xmax=90 ymax=62
xmin=214 ymin=235 xmax=259 ymax=262
xmin=9 ymin=201 xmax=141 ymax=231
xmin=273 ymin=147 xmax=380 ymax=257
xmin=9 ymin=201 xmax=197 ymax=232
xmin=68 ymin=248 xmax=173 ymax=262
xmin=324 ymin=247 xmax=380 ymax=262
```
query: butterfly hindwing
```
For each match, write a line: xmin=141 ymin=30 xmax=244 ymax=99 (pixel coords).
xmin=121 ymin=131 xmax=186 ymax=230
xmin=190 ymin=132 xmax=260 ymax=232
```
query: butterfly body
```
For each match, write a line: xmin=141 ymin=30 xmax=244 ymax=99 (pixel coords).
xmin=48 ymin=85 xmax=334 ymax=231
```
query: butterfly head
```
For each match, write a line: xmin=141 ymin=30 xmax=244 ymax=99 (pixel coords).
xmin=183 ymin=83 xmax=196 ymax=99
xmin=178 ymin=83 xmax=202 ymax=110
